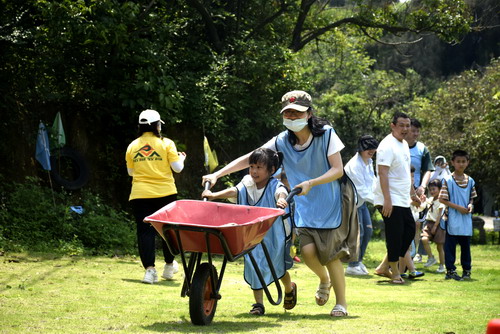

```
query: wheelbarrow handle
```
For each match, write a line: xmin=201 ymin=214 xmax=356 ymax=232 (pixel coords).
xmin=203 ymin=181 xmax=211 ymax=202
xmin=285 ymin=187 xmax=302 ymax=204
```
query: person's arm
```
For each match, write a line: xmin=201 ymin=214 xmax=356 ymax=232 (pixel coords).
xmin=202 ymin=152 xmax=252 ymax=188
xmin=170 ymin=152 xmax=186 ymax=173
xmin=276 ymin=189 xmax=288 ymax=209
xmin=431 ymin=206 xmax=444 ymax=233
xmin=417 ymin=148 xmax=434 ymax=195
xmin=439 ymin=198 xmax=469 ymax=214
xmin=417 ymin=170 xmax=432 ymax=195
xmin=202 ymin=187 xmax=237 ymax=201
xmin=294 ymin=152 xmax=343 ymax=196
xmin=378 ymin=165 xmax=392 ymax=217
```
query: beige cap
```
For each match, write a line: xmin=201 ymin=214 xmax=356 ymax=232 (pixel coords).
xmin=280 ymin=90 xmax=312 ymax=113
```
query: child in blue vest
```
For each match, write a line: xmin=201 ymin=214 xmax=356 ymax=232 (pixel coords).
xmin=438 ymin=150 xmax=477 ymax=281
xmin=202 ymin=148 xmax=296 ymax=315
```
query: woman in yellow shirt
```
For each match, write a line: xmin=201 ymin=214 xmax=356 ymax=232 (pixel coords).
xmin=126 ymin=109 xmax=186 ymax=284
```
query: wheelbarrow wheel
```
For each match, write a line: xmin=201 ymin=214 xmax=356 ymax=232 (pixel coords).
xmin=189 ymin=263 xmax=218 ymax=326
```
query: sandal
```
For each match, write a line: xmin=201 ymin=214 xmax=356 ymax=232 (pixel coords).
xmin=283 ymin=282 xmax=297 ymax=310
xmin=330 ymin=304 xmax=348 ymax=317
xmin=374 ymin=269 xmax=392 ymax=279
xmin=249 ymin=303 xmax=265 ymax=316
xmin=315 ymin=282 xmax=330 ymax=306
xmin=390 ymin=277 xmax=405 ymax=284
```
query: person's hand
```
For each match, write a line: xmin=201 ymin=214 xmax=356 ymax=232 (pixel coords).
xmin=411 ymin=194 xmax=422 ymax=207
xmin=382 ymin=198 xmax=393 ymax=218
xmin=201 ymin=189 xmax=213 ymax=200
xmin=202 ymin=174 xmax=218 ymax=188
xmin=416 ymin=186 xmax=425 ymax=197
xmin=467 ymin=204 xmax=474 ymax=214
xmin=276 ymin=198 xmax=288 ymax=209
xmin=295 ymin=180 xmax=313 ymax=196
xmin=177 ymin=152 xmax=187 ymax=162
xmin=457 ymin=205 xmax=469 ymax=214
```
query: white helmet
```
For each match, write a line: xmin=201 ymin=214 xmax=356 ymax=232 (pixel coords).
xmin=138 ymin=109 xmax=164 ymax=125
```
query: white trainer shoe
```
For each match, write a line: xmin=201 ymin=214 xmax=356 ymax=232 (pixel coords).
xmin=359 ymin=262 xmax=369 ymax=275
xmin=413 ymin=254 xmax=422 ymax=263
xmin=142 ymin=268 xmax=158 ymax=284
xmin=172 ymin=260 xmax=179 ymax=274
xmin=424 ymin=256 xmax=438 ymax=267
xmin=436 ymin=264 xmax=445 ymax=273
xmin=345 ymin=265 xmax=369 ymax=276
xmin=162 ymin=261 xmax=178 ymax=280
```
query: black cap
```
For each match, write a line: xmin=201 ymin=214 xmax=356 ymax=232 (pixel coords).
xmin=358 ymin=135 xmax=379 ymax=152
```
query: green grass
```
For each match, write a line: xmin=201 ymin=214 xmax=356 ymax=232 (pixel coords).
xmin=1 ymin=240 xmax=499 ymax=333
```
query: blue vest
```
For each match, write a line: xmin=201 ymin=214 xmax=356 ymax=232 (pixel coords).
xmin=238 ymin=177 xmax=290 ymax=289
xmin=444 ymin=174 xmax=475 ymax=236
xmin=410 ymin=142 xmax=425 ymax=187
xmin=275 ymin=126 xmax=342 ymax=229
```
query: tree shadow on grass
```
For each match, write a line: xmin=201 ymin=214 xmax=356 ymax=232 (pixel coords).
xmin=143 ymin=318 xmax=281 ymax=333
xmin=0 ymin=254 xmax=83 ymax=292
xmin=375 ymin=278 xmax=425 ymax=285
xmin=234 ymin=311 xmax=360 ymax=321
xmin=121 ymin=278 xmax=182 ymax=287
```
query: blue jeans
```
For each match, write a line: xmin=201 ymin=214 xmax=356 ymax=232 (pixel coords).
xmin=349 ymin=204 xmax=373 ymax=267
xmin=444 ymin=233 xmax=471 ymax=271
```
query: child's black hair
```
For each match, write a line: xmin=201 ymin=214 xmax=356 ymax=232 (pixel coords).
xmin=451 ymin=150 xmax=470 ymax=161
xmin=410 ymin=165 xmax=416 ymax=173
xmin=428 ymin=179 xmax=442 ymax=189
xmin=249 ymin=148 xmax=283 ymax=174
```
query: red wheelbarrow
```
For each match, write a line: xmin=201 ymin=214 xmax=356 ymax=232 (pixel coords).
xmin=144 ymin=187 xmax=299 ymax=325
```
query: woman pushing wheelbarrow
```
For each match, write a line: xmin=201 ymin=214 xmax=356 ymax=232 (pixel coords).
xmin=202 ymin=90 xmax=359 ymax=318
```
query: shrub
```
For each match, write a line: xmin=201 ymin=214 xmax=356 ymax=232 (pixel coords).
xmin=0 ymin=177 xmax=136 ymax=255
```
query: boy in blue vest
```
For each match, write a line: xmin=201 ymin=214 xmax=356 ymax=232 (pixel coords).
xmin=438 ymin=150 xmax=477 ymax=281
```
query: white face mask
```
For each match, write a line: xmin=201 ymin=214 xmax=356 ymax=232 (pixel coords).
xmin=283 ymin=118 xmax=308 ymax=132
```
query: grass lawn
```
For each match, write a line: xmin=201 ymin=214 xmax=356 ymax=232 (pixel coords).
xmin=1 ymin=240 xmax=499 ymax=333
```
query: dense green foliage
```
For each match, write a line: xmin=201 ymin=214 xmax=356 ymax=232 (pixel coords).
xmin=0 ymin=0 xmax=498 ymax=252
xmin=0 ymin=177 xmax=135 ymax=255
xmin=412 ymin=59 xmax=500 ymax=206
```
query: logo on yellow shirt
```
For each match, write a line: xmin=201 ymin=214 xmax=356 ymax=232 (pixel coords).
xmin=133 ymin=144 xmax=161 ymax=160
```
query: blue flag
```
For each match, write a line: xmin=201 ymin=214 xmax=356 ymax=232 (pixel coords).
xmin=35 ymin=122 xmax=51 ymax=171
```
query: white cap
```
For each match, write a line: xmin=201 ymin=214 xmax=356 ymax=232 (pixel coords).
xmin=434 ymin=155 xmax=447 ymax=164
xmin=138 ymin=109 xmax=164 ymax=125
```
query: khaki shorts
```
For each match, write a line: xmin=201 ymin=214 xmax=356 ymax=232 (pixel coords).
xmin=421 ymin=220 xmax=446 ymax=244
xmin=297 ymin=227 xmax=350 ymax=266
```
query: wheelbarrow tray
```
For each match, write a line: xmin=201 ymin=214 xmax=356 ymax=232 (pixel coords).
xmin=145 ymin=200 xmax=285 ymax=256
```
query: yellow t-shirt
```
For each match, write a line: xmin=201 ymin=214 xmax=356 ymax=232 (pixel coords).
xmin=126 ymin=132 xmax=180 ymax=200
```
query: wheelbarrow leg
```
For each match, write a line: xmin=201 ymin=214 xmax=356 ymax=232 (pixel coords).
xmin=247 ymin=241 xmax=283 ymax=305
xmin=181 ymin=252 xmax=202 ymax=298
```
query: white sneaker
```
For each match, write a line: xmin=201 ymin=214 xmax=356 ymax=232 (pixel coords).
xmin=436 ymin=264 xmax=445 ymax=273
xmin=359 ymin=262 xmax=369 ymax=275
xmin=162 ymin=261 xmax=178 ymax=280
xmin=142 ymin=268 xmax=158 ymax=284
xmin=345 ymin=265 xmax=369 ymax=276
xmin=424 ymin=256 xmax=438 ymax=267
xmin=413 ymin=254 xmax=422 ymax=263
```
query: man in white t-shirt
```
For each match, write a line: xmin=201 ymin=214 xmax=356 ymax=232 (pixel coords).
xmin=373 ymin=112 xmax=421 ymax=284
